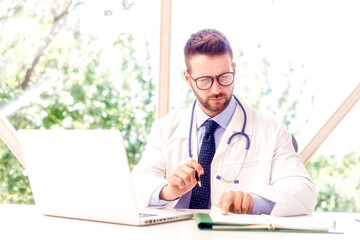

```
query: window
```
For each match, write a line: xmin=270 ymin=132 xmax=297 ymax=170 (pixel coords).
xmin=0 ymin=0 xmax=160 ymax=203
xmin=169 ymin=0 xmax=360 ymax=211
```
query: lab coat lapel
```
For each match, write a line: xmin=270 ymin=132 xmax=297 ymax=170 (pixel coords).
xmin=172 ymin=106 xmax=199 ymax=161
xmin=189 ymin=110 xmax=198 ymax=160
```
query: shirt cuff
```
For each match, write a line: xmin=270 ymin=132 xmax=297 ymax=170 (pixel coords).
xmin=250 ymin=193 xmax=276 ymax=215
xmin=148 ymin=182 xmax=172 ymax=206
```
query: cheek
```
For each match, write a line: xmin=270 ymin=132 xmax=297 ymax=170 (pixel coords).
xmin=193 ymin=87 xmax=207 ymax=97
xmin=185 ymin=79 xmax=192 ymax=87
xmin=226 ymin=84 xmax=235 ymax=94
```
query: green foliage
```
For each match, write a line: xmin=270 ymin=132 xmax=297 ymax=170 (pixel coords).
xmin=0 ymin=0 xmax=359 ymax=213
xmin=1 ymin=40 xmax=155 ymax=203
xmin=0 ymin=142 xmax=34 ymax=204
xmin=234 ymin=48 xmax=308 ymax=135
xmin=306 ymin=149 xmax=360 ymax=212
xmin=10 ymin=32 xmax=155 ymax=164
xmin=234 ymin=47 xmax=360 ymax=212
xmin=0 ymin=0 xmax=155 ymax=204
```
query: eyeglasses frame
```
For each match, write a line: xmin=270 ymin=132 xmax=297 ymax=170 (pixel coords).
xmin=188 ymin=71 xmax=235 ymax=90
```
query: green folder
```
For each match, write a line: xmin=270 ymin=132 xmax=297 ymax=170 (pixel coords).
xmin=195 ymin=213 xmax=343 ymax=233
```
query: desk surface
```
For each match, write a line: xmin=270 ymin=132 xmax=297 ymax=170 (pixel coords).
xmin=1 ymin=204 xmax=358 ymax=240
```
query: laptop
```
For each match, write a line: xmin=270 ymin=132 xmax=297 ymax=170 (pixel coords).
xmin=18 ymin=129 xmax=193 ymax=225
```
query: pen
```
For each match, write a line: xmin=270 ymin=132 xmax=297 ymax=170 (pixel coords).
xmin=195 ymin=171 xmax=202 ymax=187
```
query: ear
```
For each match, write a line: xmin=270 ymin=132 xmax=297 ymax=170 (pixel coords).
xmin=232 ymin=62 xmax=236 ymax=72
xmin=183 ymin=70 xmax=192 ymax=87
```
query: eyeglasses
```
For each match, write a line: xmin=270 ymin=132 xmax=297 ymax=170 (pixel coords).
xmin=189 ymin=72 xmax=235 ymax=90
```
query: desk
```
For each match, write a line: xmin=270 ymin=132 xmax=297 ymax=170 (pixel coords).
xmin=0 ymin=204 xmax=358 ymax=240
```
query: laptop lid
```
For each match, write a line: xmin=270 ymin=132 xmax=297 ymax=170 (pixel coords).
xmin=18 ymin=129 xmax=192 ymax=225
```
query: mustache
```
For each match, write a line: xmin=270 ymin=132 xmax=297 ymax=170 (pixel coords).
xmin=209 ymin=93 xmax=226 ymax=98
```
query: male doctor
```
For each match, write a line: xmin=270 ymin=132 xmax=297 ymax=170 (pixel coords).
xmin=131 ymin=29 xmax=316 ymax=216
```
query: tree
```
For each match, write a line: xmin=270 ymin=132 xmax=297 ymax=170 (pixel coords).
xmin=306 ymin=149 xmax=360 ymax=212
xmin=0 ymin=0 xmax=154 ymax=204
xmin=22 ymin=0 xmax=78 ymax=89
xmin=1 ymin=0 xmax=359 ymax=211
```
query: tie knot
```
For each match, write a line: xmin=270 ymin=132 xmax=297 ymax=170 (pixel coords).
xmin=204 ymin=119 xmax=219 ymax=134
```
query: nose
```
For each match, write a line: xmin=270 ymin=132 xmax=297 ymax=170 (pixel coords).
xmin=210 ymin=78 xmax=222 ymax=95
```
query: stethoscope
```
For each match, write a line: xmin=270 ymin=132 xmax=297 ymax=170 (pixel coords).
xmin=188 ymin=94 xmax=250 ymax=184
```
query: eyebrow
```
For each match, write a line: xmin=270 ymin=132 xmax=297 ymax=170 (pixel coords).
xmin=193 ymin=71 xmax=233 ymax=79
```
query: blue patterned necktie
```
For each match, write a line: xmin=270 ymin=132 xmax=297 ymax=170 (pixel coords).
xmin=189 ymin=119 xmax=219 ymax=209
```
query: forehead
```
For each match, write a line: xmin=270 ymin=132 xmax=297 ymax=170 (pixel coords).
xmin=189 ymin=53 xmax=233 ymax=76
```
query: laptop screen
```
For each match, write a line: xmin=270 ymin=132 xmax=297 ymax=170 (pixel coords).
xmin=18 ymin=130 xmax=142 ymax=225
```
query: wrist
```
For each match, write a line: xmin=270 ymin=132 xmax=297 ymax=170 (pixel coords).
xmin=159 ymin=185 xmax=180 ymax=201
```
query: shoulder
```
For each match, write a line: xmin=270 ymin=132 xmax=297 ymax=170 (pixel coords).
xmin=252 ymin=108 xmax=283 ymax=129
xmin=240 ymin=99 xmax=287 ymax=136
xmin=239 ymin=102 xmax=295 ymax=153
xmin=149 ymin=107 xmax=191 ymax=139
xmin=153 ymin=108 xmax=189 ymax=128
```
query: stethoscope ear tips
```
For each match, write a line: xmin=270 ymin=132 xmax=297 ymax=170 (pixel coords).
xmin=234 ymin=180 xmax=239 ymax=184
xmin=216 ymin=175 xmax=221 ymax=180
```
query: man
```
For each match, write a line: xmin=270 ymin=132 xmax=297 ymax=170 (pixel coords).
xmin=131 ymin=29 xmax=316 ymax=216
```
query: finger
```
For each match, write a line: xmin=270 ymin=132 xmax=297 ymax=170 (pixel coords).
xmin=241 ymin=193 xmax=250 ymax=214
xmin=242 ymin=193 xmax=254 ymax=214
xmin=186 ymin=159 xmax=202 ymax=175
xmin=218 ymin=193 xmax=225 ymax=208
xmin=187 ymin=159 xmax=204 ymax=175
xmin=173 ymin=169 xmax=194 ymax=188
xmin=219 ymin=192 xmax=234 ymax=215
xmin=181 ymin=164 xmax=198 ymax=181
xmin=169 ymin=165 xmax=190 ymax=188
xmin=221 ymin=201 xmax=231 ymax=215
xmin=170 ymin=163 xmax=195 ymax=187
xmin=233 ymin=191 xmax=243 ymax=214
xmin=184 ymin=164 xmax=203 ymax=186
xmin=179 ymin=167 xmax=194 ymax=185
xmin=168 ymin=174 xmax=186 ymax=189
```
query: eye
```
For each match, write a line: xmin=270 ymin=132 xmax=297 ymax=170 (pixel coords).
xmin=219 ymin=73 xmax=233 ymax=80
xmin=197 ymin=77 xmax=211 ymax=83
xmin=218 ymin=73 xmax=234 ymax=85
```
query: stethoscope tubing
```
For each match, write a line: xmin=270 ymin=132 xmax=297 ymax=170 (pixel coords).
xmin=188 ymin=94 xmax=250 ymax=158
xmin=188 ymin=94 xmax=250 ymax=184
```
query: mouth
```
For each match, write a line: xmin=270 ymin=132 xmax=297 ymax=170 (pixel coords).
xmin=210 ymin=97 xmax=223 ymax=102
xmin=209 ymin=95 xmax=225 ymax=102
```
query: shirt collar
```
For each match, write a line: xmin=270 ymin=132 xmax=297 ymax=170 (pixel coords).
xmin=195 ymin=95 xmax=237 ymax=130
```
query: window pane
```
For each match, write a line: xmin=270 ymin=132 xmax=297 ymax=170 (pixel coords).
xmin=0 ymin=0 xmax=160 ymax=203
xmin=170 ymin=0 xmax=360 ymax=211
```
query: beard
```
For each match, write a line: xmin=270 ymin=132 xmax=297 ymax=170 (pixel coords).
xmin=191 ymin=86 xmax=232 ymax=114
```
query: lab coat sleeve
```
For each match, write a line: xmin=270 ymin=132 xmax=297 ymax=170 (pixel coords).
xmin=131 ymin=118 xmax=171 ymax=208
xmin=252 ymin=125 xmax=317 ymax=217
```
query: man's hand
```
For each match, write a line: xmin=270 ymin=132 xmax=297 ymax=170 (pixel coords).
xmin=160 ymin=159 xmax=203 ymax=201
xmin=218 ymin=191 xmax=254 ymax=215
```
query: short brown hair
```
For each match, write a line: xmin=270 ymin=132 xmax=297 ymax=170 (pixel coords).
xmin=184 ymin=29 xmax=233 ymax=72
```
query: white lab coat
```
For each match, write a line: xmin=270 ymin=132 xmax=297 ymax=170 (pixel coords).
xmin=131 ymin=97 xmax=317 ymax=216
